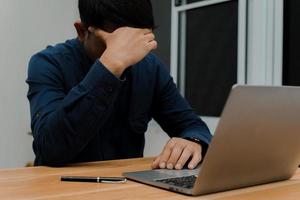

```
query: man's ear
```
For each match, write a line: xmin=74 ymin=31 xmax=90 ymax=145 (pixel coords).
xmin=74 ymin=20 xmax=86 ymax=42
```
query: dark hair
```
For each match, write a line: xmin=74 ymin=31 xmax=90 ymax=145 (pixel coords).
xmin=78 ymin=0 xmax=155 ymax=30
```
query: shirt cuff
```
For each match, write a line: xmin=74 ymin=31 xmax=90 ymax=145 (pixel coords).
xmin=80 ymin=60 xmax=125 ymax=101
xmin=181 ymin=127 xmax=212 ymax=157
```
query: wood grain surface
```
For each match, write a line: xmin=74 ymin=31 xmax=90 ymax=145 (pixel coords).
xmin=0 ymin=157 xmax=299 ymax=200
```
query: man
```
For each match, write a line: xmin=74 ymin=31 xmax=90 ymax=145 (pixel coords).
xmin=27 ymin=0 xmax=212 ymax=169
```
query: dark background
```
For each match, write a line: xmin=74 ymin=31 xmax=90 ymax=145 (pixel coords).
xmin=151 ymin=0 xmax=172 ymax=67
xmin=151 ymin=0 xmax=238 ymax=117
xmin=283 ymin=0 xmax=300 ymax=86
xmin=185 ymin=1 xmax=238 ymax=116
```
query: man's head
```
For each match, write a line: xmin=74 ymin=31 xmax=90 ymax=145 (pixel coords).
xmin=75 ymin=0 xmax=155 ymax=61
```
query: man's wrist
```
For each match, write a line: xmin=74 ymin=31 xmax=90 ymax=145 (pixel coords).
xmin=184 ymin=137 xmax=209 ymax=158
xmin=99 ymin=53 xmax=125 ymax=77
xmin=183 ymin=137 xmax=202 ymax=145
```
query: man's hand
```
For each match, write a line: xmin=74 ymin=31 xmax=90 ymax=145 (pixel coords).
xmin=88 ymin=27 xmax=157 ymax=77
xmin=152 ymin=138 xmax=202 ymax=170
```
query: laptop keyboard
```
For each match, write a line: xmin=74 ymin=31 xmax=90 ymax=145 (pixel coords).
xmin=155 ymin=175 xmax=197 ymax=189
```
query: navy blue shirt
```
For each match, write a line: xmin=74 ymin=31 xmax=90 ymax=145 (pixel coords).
xmin=27 ymin=38 xmax=212 ymax=166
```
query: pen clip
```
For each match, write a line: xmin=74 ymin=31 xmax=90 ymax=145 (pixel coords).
xmin=100 ymin=178 xmax=127 ymax=184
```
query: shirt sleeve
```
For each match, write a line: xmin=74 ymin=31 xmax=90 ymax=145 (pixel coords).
xmin=151 ymin=55 xmax=212 ymax=149
xmin=27 ymin=53 xmax=122 ymax=166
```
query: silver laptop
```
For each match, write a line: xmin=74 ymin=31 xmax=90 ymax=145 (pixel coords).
xmin=123 ymin=85 xmax=300 ymax=196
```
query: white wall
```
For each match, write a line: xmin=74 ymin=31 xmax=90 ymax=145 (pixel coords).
xmin=0 ymin=0 xmax=77 ymax=168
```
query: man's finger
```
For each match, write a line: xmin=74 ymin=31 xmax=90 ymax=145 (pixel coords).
xmin=145 ymin=33 xmax=155 ymax=42
xmin=158 ymin=145 xmax=172 ymax=169
xmin=151 ymin=156 xmax=160 ymax=169
xmin=142 ymin=28 xmax=153 ymax=35
xmin=147 ymin=40 xmax=158 ymax=51
xmin=166 ymin=146 xmax=184 ymax=169
xmin=175 ymin=148 xmax=193 ymax=170
xmin=88 ymin=27 xmax=110 ymax=41
xmin=188 ymin=151 xmax=202 ymax=169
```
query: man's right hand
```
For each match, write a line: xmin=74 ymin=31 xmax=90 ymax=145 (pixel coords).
xmin=88 ymin=27 xmax=157 ymax=77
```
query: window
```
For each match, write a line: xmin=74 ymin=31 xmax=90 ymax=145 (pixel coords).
xmin=171 ymin=0 xmax=246 ymax=116
xmin=169 ymin=0 xmax=286 ymax=132
xmin=283 ymin=0 xmax=300 ymax=86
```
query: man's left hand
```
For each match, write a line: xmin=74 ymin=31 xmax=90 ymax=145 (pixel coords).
xmin=152 ymin=137 xmax=202 ymax=170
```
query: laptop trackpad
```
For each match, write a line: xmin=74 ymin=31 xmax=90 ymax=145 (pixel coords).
xmin=130 ymin=166 xmax=201 ymax=181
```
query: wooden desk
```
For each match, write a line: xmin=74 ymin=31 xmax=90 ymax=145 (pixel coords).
xmin=0 ymin=158 xmax=300 ymax=200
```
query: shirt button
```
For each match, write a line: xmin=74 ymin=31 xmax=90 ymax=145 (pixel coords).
xmin=105 ymin=86 xmax=113 ymax=92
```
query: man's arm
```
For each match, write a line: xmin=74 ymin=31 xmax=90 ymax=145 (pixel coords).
xmin=28 ymin=27 xmax=157 ymax=166
xmin=89 ymin=27 xmax=157 ymax=78
xmin=151 ymin=56 xmax=212 ymax=169
xmin=27 ymin=55 xmax=123 ymax=166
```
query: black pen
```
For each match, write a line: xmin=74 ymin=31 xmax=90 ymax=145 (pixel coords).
xmin=61 ymin=176 xmax=127 ymax=183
